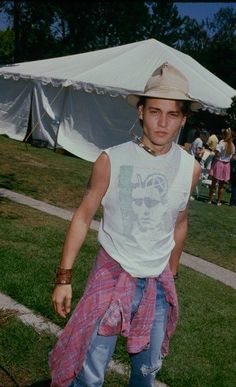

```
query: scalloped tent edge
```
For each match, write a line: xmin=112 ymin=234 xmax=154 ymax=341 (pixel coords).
xmin=0 ymin=38 xmax=235 ymax=161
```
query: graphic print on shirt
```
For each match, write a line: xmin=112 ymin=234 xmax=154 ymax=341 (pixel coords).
xmin=118 ymin=166 xmax=171 ymax=241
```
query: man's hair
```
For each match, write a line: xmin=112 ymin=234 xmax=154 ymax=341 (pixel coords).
xmin=222 ymin=127 xmax=234 ymax=156
xmin=137 ymin=96 xmax=192 ymax=116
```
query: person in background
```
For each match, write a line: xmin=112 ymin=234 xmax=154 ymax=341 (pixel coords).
xmin=49 ymin=63 xmax=201 ymax=387
xmin=189 ymin=128 xmax=209 ymax=200
xmin=190 ymin=128 xmax=203 ymax=162
xmin=190 ymin=127 xmax=209 ymax=164
xmin=229 ymin=152 xmax=236 ymax=207
xmin=202 ymin=128 xmax=219 ymax=171
xmin=206 ymin=128 xmax=219 ymax=152
xmin=208 ymin=128 xmax=235 ymax=206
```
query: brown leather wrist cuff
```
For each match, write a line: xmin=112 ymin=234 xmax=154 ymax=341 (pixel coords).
xmin=55 ymin=267 xmax=72 ymax=285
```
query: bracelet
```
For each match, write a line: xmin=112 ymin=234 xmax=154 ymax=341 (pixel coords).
xmin=55 ymin=267 xmax=72 ymax=285
xmin=173 ymin=272 xmax=179 ymax=282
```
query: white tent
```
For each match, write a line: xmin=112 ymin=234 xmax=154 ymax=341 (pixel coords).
xmin=0 ymin=38 xmax=235 ymax=161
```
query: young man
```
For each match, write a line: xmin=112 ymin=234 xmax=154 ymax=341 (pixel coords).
xmin=49 ymin=62 xmax=201 ymax=387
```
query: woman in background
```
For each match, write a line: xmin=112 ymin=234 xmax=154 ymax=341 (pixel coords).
xmin=208 ymin=128 xmax=235 ymax=206
xmin=229 ymin=153 xmax=236 ymax=207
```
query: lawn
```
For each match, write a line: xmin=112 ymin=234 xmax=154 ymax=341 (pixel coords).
xmin=0 ymin=311 xmax=55 ymax=387
xmin=0 ymin=135 xmax=93 ymax=211
xmin=0 ymin=312 xmax=129 ymax=387
xmin=0 ymin=135 xmax=235 ymax=272
xmin=0 ymin=198 xmax=236 ymax=386
xmin=185 ymin=196 xmax=236 ymax=271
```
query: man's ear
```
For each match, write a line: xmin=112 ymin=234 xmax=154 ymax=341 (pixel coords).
xmin=138 ymin=105 xmax=143 ymax=120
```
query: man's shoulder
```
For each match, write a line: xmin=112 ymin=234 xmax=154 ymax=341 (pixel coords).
xmin=176 ymin=143 xmax=194 ymax=159
xmin=105 ymin=141 xmax=133 ymax=154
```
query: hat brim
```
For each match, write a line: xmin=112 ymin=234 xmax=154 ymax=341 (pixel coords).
xmin=126 ymin=91 xmax=203 ymax=112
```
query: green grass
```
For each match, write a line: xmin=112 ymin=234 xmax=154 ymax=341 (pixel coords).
xmin=0 ymin=135 xmax=235 ymax=272
xmin=0 ymin=198 xmax=98 ymax=326
xmin=186 ymin=197 xmax=236 ymax=271
xmin=0 ymin=312 xmax=129 ymax=387
xmin=0 ymin=135 xmax=93 ymax=210
xmin=0 ymin=313 xmax=55 ymax=386
xmin=159 ymin=267 xmax=236 ymax=387
xmin=1 ymin=199 xmax=236 ymax=386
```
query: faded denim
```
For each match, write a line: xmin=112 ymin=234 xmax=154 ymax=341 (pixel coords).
xmin=69 ymin=280 xmax=169 ymax=387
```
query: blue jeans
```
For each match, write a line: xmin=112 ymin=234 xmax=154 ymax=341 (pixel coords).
xmin=69 ymin=280 xmax=170 ymax=387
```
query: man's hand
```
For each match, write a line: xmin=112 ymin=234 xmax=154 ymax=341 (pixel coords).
xmin=52 ymin=285 xmax=72 ymax=318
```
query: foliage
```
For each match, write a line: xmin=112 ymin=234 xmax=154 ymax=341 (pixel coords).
xmin=0 ymin=28 xmax=14 ymax=63
xmin=205 ymin=7 xmax=236 ymax=89
xmin=0 ymin=0 xmax=59 ymax=61
xmin=178 ymin=6 xmax=236 ymax=89
xmin=176 ymin=17 xmax=209 ymax=60
xmin=225 ymin=96 xmax=236 ymax=131
xmin=145 ymin=0 xmax=184 ymax=45
xmin=50 ymin=1 xmax=151 ymax=53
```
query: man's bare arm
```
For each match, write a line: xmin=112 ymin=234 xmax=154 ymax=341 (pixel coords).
xmin=52 ymin=152 xmax=110 ymax=317
xmin=60 ymin=152 xmax=110 ymax=269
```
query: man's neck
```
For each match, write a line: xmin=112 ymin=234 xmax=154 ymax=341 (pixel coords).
xmin=140 ymin=138 xmax=172 ymax=156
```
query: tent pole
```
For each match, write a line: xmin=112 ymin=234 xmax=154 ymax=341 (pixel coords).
xmin=54 ymin=88 xmax=68 ymax=152
xmin=53 ymin=120 xmax=60 ymax=152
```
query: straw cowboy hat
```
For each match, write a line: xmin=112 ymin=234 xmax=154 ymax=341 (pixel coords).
xmin=127 ymin=62 xmax=202 ymax=111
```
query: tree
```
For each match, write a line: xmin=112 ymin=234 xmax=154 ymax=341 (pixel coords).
xmin=225 ymin=96 xmax=236 ymax=131
xmin=145 ymin=0 xmax=184 ymax=46
xmin=0 ymin=0 xmax=57 ymax=62
xmin=176 ymin=6 xmax=236 ymax=89
xmin=204 ymin=7 xmax=236 ymax=88
xmin=176 ymin=16 xmax=209 ymax=63
xmin=0 ymin=29 xmax=14 ymax=63
xmin=50 ymin=1 xmax=150 ymax=53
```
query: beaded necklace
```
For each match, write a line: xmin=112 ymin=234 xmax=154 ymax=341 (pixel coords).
xmin=130 ymin=128 xmax=163 ymax=157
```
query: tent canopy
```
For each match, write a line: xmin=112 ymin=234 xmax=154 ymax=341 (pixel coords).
xmin=0 ymin=39 xmax=235 ymax=161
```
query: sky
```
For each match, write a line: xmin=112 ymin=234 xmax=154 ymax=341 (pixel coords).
xmin=175 ymin=2 xmax=236 ymax=22
xmin=0 ymin=2 xmax=236 ymax=30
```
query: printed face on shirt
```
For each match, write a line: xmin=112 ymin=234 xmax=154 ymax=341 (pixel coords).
xmin=138 ymin=98 xmax=187 ymax=153
xmin=131 ymin=173 xmax=168 ymax=232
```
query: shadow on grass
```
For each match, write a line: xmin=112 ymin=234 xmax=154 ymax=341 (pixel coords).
xmin=192 ymin=193 xmax=230 ymax=206
xmin=0 ymin=172 xmax=17 ymax=190
xmin=29 ymin=379 xmax=51 ymax=386
xmin=0 ymin=364 xmax=19 ymax=386
xmin=0 ymin=365 xmax=51 ymax=387
xmin=0 ymin=172 xmax=38 ymax=196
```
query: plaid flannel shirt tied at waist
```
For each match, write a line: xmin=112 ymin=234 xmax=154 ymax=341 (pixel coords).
xmin=49 ymin=248 xmax=178 ymax=387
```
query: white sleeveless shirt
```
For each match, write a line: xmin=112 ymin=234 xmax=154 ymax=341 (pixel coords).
xmin=98 ymin=141 xmax=194 ymax=278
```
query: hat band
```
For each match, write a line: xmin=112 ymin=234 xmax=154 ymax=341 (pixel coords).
xmin=146 ymin=85 xmax=188 ymax=96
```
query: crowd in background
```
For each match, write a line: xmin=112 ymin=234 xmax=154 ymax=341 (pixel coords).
xmin=180 ymin=124 xmax=236 ymax=207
